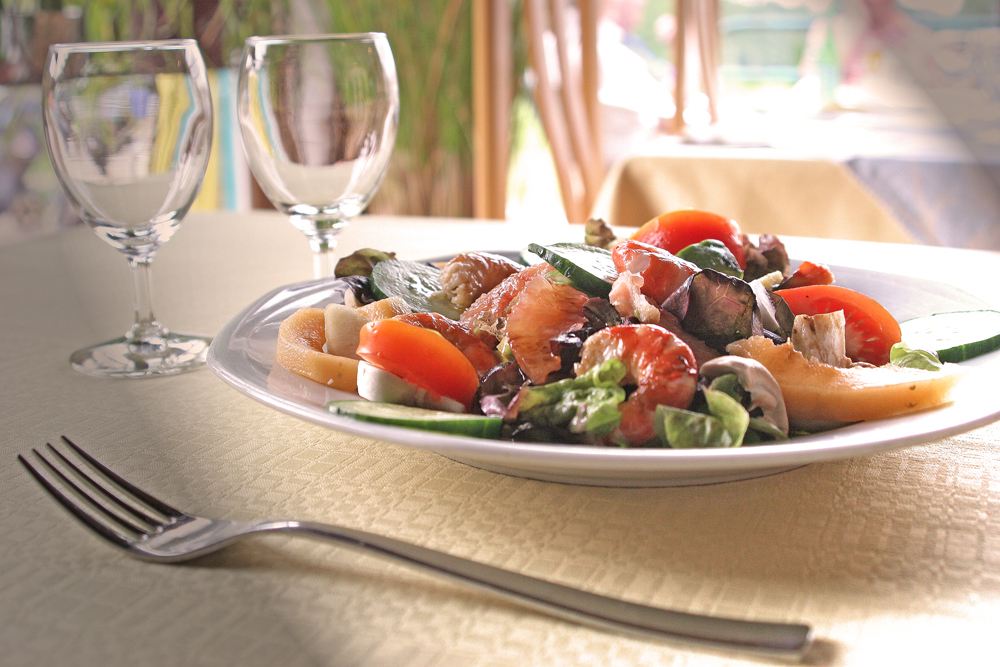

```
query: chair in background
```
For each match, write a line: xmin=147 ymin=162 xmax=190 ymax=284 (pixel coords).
xmin=473 ymin=0 xmax=723 ymax=225
xmin=472 ymin=2 xmax=514 ymax=221
xmin=473 ymin=0 xmax=604 ymax=224
xmin=672 ymin=0 xmax=721 ymax=133
xmin=522 ymin=0 xmax=604 ymax=225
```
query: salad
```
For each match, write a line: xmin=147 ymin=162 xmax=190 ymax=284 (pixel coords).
xmin=274 ymin=209 xmax=989 ymax=448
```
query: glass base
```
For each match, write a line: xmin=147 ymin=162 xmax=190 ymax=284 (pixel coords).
xmin=70 ymin=332 xmax=212 ymax=378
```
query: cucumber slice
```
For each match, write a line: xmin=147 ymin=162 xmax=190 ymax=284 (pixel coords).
xmin=327 ymin=400 xmax=503 ymax=438
xmin=527 ymin=242 xmax=617 ymax=298
xmin=900 ymin=310 xmax=1000 ymax=362
xmin=370 ymin=259 xmax=461 ymax=319
xmin=519 ymin=247 xmax=545 ymax=265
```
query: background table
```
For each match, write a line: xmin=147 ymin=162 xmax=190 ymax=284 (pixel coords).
xmin=592 ymin=108 xmax=1000 ymax=251
xmin=2 ymin=211 xmax=999 ymax=667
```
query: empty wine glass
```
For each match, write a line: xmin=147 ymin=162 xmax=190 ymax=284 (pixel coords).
xmin=43 ymin=40 xmax=214 ymax=378
xmin=237 ymin=33 xmax=399 ymax=279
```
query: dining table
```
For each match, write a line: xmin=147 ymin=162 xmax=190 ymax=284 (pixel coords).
xmin=592 ymin=107 xmax=1000 ymax=252
xmin=2 ymin=209 xmax=999 ymax=667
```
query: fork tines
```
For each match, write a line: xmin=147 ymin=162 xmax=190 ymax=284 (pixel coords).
xmin=18 ymin=436 xmax=182 ymax=546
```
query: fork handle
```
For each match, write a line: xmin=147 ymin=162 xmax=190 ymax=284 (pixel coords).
xmin=255 ymin=519 xmax=811 ymax=659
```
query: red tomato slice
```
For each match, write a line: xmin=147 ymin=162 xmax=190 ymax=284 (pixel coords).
xmin=356 ymin=319 xmax=480 ymax=408
xmin=777 ymin=285 xmax=901 ymax=366
xmin=630 ymin=209 xmax=746 ymax=269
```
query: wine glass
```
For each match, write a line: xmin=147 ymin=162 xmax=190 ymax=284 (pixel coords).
xmin=237 ymin=33 xmax=399 ymax=279
xmin=42 ymin=40 xmax=214 ymax=378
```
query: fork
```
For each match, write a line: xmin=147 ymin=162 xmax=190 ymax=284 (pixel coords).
xmin=19 ymin=437 xmax=812 ymax=660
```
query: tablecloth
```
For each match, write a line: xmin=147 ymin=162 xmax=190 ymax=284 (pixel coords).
xmin=2 ymin=211 xmax=999 ymax=667
xmin=592 ymin=150 xmax=917 ymax=244
xmin=592 ymin=110 xmax=1000 ymax=251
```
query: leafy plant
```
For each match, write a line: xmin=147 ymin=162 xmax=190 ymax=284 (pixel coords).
xmin=320 ymin=0 xmax=474 ymax=217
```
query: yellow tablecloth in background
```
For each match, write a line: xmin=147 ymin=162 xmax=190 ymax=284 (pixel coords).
xmin=593 ymin=152 xmax=916 ymax=244
xmin=591 ymin=108 xmax=1000 ymax=250
xmin=2 ymin=211 xmax=999 ymax=667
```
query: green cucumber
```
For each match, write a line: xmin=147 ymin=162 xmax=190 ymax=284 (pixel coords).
xmin=899 ymin=310 xmax=1000 ymax=362
xmin=519 ymin=247 xmax=545 ymax=265
xmin=327 ymin=400 xmax=503 ymax=439
xmin=370 ymin=259 xmax=461 ymax=319
xmin=527 ymin=242 xmax=617 ymax=298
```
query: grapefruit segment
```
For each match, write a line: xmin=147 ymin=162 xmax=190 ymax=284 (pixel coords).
xmin=505 ymin=273 xmax=591 ymax=385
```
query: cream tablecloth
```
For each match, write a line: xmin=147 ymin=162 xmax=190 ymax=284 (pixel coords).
xmin=2 ymin=211 xmax=999 ymax=667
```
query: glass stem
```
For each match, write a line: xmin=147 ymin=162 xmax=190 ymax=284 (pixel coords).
xmin=126 ymin=257 xmax=166 ymax=345
xmin=310 ymin=234 xmax=339 ymax=279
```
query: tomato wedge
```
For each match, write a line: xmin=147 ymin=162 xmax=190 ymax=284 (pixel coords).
xmin=356 ymin=319 xmax=480 ymax=409
xmin=777 ymin=285 xmax=901 ymax=366
xmin=630 ymin=209 xmax=746 ymax=269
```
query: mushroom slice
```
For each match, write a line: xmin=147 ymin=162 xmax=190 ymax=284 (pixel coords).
xmin=699 ymin=356 xmax=789 ymax=437
xmin=790 ymin=310 xmax=852 ymax=368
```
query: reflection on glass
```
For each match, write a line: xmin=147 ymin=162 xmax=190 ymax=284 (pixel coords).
xmin=238 ymin=33 xmax=399 ymax=279
xmin=43 ymin=40 xmax=214 ymax=377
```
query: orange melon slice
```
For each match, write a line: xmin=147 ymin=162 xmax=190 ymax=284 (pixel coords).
xmin=276 ymin=307 xmax=359 ymax=392
xmin=727 ymin=336 xmax=965 ymax=428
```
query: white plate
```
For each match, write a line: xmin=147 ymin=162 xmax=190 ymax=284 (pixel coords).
xmin=207 ymin=260 xmax=1000 ymax=487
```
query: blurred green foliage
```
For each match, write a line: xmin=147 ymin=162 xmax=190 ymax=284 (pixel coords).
xmin=320 ymin=0 xmax=474 ymax=215
xmin=322 ymin=1 xmax=472 ymax=160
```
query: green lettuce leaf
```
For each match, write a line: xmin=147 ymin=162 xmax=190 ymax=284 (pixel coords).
xmin=890 ymin=342 xmax=943 ymax=371
xmin=654 ymin=388 xmax=750 ymax=449
xmin=709 ymin=373 xmax=784 ymax=444
xmin=508 ymin=359 xmax=627 ymax=439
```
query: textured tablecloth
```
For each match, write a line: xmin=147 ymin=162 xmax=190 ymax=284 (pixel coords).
xmin=2 ymin=211 xmax=999 ymax=667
